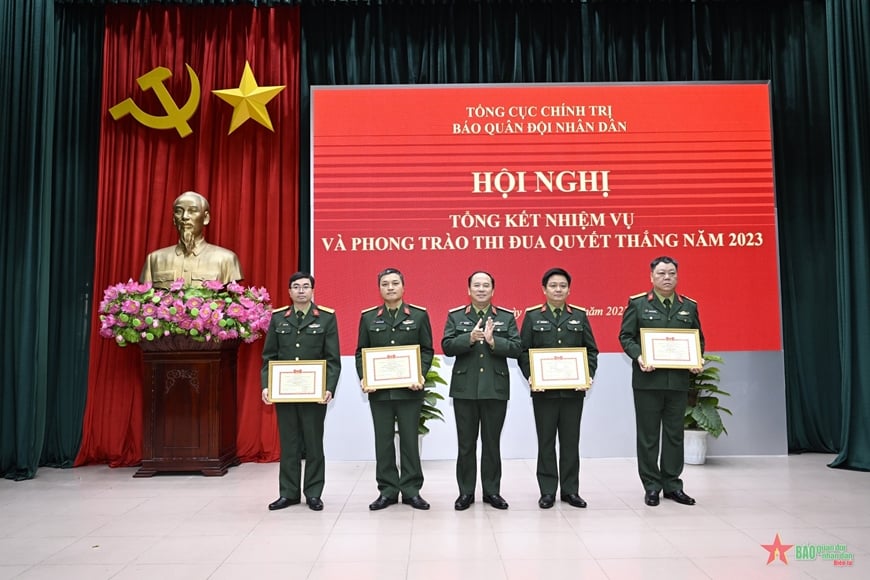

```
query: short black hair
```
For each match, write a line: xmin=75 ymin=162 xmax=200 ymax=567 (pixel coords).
xmin=542 ymin=267 xmax=571 ymax=287
xmin=467 ymin=271 xmax=495 ymax=288
xmin=377 ymin=267 xmax=404 ymax=284
xmin=288 ymin=272 xmax=315 ymax=288
xmin=650 ymin=256 xmax=678 ymax=271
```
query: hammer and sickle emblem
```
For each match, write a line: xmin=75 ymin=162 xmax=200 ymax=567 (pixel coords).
xmin=109 ymin=64 xmax=201 ymax=138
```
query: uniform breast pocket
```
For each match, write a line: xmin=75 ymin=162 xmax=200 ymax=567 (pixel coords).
xmin=566 ymin=324 xmax=585 ymax=339
xmin=674 ymin=315 xmax=695 ymax=327
xmin=275 ymin=325 xmax=295 ymax=344
xmin=191 ymin=270 xmax=221 ymax=283
xmin=368 ymin=324 xmax=386 ymax=333
xmin=644 ymin=311 xmax=664 ymax=322
xmin=399 ymin=322 xmax=419 ymax=332
xmin=305 ymin=327 xmax=325 ymax=336
xmin=152 ymin=270 xmax=176 ymax=284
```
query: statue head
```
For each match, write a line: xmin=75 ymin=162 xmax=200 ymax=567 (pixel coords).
xmin=173 ymin=191 xmax=210 ymax=252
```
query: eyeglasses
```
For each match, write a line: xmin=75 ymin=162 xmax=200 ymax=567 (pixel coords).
xmin=290 ymin=284 xmax=312 ymax=291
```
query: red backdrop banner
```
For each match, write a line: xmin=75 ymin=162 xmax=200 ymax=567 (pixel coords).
xmin=77 ymin=5 xmax=300 ymax=467
xmin=311 ymin=83 xmax=780 ymax=354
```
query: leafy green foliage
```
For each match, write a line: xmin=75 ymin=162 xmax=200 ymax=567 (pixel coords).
xmin=419 ymin=356 xmax=448 ymax=435
xmin=684 ymin=353 xmax=732 ymax=438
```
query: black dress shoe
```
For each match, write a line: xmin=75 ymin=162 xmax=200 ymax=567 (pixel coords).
xmin=538 ymin=494 xmax=555 ymax=509
xmin=663 ymin=489 xmax=696 ymax=505
xmin=268 ymin=496 xmax=300 ymax=511
xmin=306 ymin=497 xmax=324 ymax=511
xmin=561 ymin=493 xmax=587 ymax=508
xmin=644 ymin=490 xmax=660 ymax=506
xmin=368 ymin=495 xmax=398 ymax=510
xmin=454 ymin=494 xmax=475 ymax=511
xmin=402 ymin=495 xmax=430 ymax=510
xmin=483 ymin=494 xmax=509 ymax=510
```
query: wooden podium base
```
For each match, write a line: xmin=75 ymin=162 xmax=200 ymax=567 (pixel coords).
xmin=135 ymin=337 xmax=241 ymax=477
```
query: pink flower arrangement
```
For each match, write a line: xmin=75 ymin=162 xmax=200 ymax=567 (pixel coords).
xmin=98 ymin=279 xmax=272 ymax=347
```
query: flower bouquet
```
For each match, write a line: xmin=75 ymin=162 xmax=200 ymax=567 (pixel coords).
xmin=99 ymin=278 xmax=272 ymax=347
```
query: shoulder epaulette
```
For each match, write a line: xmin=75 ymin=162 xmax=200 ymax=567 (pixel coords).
xmin=317 ymin=305 xmax=335 ymax=313
xmin=681 ymin=294 xmax=697 ymax=303
xmin=629 ymin=292 xmax=647 ymax=299
xmin=361 ymin=305 xmax=379 ymax=313
xmin=526 ymin=304 xmax=543 ymax=312
xmin=449 ymin=305 xmax=467 ymax=313
xmin=495 ymin=305 xmax=515 ymax=314
xmin=569 ymin=304 xmax=587 ymax=312
xmin=272 ymin=305 xmax=290 ymax=313
xmin=407 ymin=303 xmax=427 ymax=311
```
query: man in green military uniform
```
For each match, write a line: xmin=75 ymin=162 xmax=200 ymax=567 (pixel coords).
xmin=261 ymin=272 xmax=340 ymax=512
xmin=355 ymin=268 xmax=434 ymax=511
xmin=519 ymin=268 xmax=599 ymax=510
xmin=618 ymin=256 xmax=704 ymax=507
xmin=442 ymin=271 xmax=521 ymax=511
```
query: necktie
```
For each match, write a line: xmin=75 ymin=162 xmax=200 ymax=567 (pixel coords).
xmin=554 ymin=308 xmax=562 ymax=318
xmin=663 ymin=298 xmax=671 ymax=311
xmin=388 ymin=308 xmax=398 ymax=318
xmin=478 ymin=310 xmax=486 ymax=319
xmin=296 ymin=310 xmax=304 ymax=320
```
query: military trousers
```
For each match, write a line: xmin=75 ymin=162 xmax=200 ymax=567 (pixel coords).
xmin=532 ymin=397 xmax=584 ymax=496
xmin=632 ymin=389 xmax=687 ymax=493
xmin=453 ymin=398 xmax=507 ymax=496
xmin=276 ymin=402 xmax=327 ymax=499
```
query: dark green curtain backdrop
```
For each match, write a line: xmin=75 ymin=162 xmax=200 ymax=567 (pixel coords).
xmin=3 ymin=0 xmax=867 ymax=478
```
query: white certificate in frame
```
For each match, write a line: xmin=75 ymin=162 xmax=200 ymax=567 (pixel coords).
xmin=528 ymin=347 xmax=591 ymax=390
xmin=640 ymin=328 xmax=702 ymax=369
xmin=361 ymin=345 xmax=422 ymax=390
xmin=267 ymin=360 xmax=327 ymax=403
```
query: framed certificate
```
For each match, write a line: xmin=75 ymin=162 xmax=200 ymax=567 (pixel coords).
xmin=361 ymin=345 xmax=423 ymax=390
xmin=267 ymin=360 xmax=327 ymax=403
xmin=640 ymin=328 xmax=703 ymax=369
xmin=528 ymin=347 xmax=591 ymax=390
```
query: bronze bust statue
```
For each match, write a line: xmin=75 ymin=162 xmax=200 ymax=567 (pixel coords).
xmin=140 ymin=191 xmax=243 ymax=289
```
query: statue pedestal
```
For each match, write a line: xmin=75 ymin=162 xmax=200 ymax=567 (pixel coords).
xmin=134 ymin=337 xmax=241 ymax=477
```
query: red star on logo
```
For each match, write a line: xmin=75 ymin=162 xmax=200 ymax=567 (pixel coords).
xmin=761 ymin=533 xmax=794 ymax=565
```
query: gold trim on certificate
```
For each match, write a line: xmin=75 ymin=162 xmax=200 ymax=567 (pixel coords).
xmin=528 ymin=347 xmax=591 ymax=390
xmin=640 ymin=328 xmax=702 ymax=369
xmin=267 ymin=360 xmax=327 ymax=403
xmin=361 ymin=345 xmax=423 ymax=390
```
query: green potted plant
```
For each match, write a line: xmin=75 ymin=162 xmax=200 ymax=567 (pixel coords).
xmin=419 ymin=356 xmax=447 ymax=435
xmin=684 ymin=353 xmax=731 ymax=464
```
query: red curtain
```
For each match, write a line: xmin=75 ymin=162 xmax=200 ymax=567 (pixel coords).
xmin=76 ymin=5 xmax=299 ymax=467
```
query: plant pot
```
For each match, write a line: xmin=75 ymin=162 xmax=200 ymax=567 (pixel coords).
xmin=684 ymin=429 xmax=708 ymax=465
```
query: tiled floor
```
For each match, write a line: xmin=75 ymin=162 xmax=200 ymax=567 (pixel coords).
xmin=0 ymin=454 xmax=867 ymax=579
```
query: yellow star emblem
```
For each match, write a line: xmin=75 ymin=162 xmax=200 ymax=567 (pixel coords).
xmin=212 ymin=61 xmax=285 ymax=134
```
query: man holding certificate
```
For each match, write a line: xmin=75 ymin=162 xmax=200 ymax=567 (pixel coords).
xmin=355 ymin=268 xmax=434 ymax=511
xmin=261 ymin=272 xmax=340 ymax=512
xmin=442 ymin=271 xmax=521 ymax=511
xmin=519 ymin=268 xmax=599 ymax=510
xmin=618 ymin=256 xmax=705 ymax=507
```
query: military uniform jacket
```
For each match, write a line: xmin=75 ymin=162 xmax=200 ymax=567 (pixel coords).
xmin=441 ymin=304 xmax=521 ymax=400
xmin=618 ymin=290 xmax=704 ymax=391
xmin=519 ymin=304 xmax=599 ymax=399
xmin=355 ymin=303 xmax=434 ymax=402
xmin=260 ymin=303 xmax=341 ymax=394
